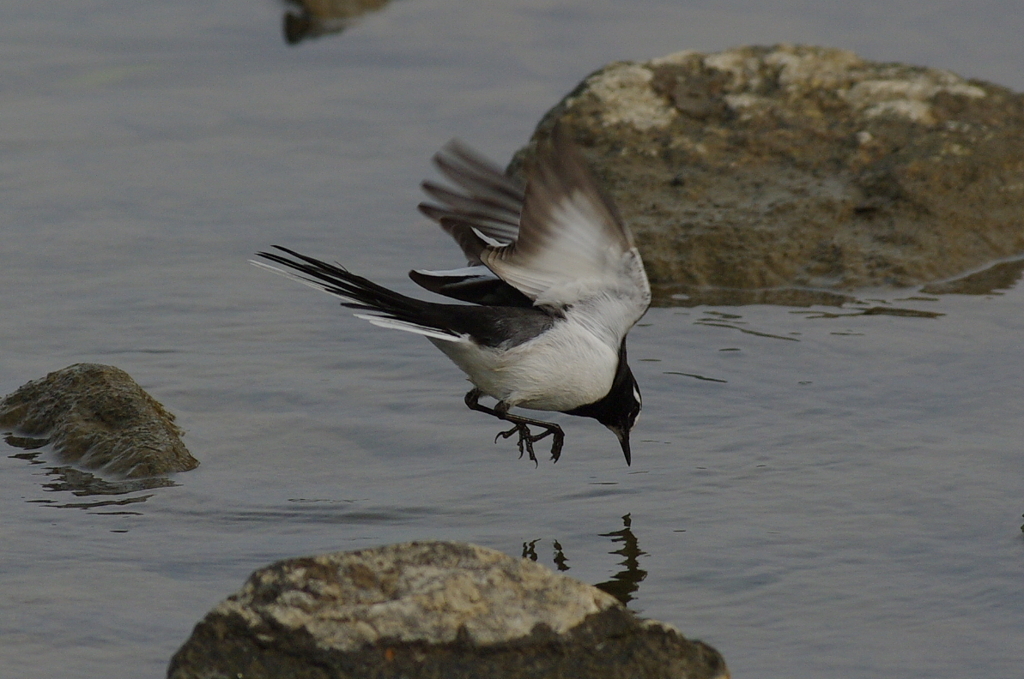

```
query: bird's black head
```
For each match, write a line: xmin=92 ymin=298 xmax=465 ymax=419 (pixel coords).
xmin=600 ymin=365 xmax=641 ymax=466
xmin=564 ymin=342 xmax=641 ymax=465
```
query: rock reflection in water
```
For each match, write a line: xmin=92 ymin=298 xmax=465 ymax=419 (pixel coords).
xmin=796 ymin=304 xmax=945 ymax=320
xmin=652 ymin=284 xmax=855 ymax=308
xmin=650 ymin=258 xmax=1024 ymax=309
xmin=8 ymin=448 xmax=173 ymax=508
xmin=281 ymin=0 xmax=393 ymax=45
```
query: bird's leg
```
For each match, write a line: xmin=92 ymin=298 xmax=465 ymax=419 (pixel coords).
xmin=463 ymin=389 xmax=565 ymax=463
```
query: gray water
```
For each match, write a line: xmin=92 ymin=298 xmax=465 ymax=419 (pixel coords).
xmin=2 ymin=1 xmax=1023 ymax=677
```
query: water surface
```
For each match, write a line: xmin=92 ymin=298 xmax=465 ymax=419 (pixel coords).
xmin=2 ymin=1 xmax=1023 ymax=677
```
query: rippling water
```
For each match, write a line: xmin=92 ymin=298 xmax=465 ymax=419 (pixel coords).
xmin=2 ymin=1 xmax=1023 ymax=677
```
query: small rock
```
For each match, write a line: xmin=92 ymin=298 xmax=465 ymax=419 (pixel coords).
xmin=0 ymin=363 xmax=197 ymax=477
xmin=510 ymin=44 xmax=1024 ymax=297
xmin=167 ymin=541 xmax=728 ymax=679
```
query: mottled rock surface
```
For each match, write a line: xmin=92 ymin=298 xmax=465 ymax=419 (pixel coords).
xmin=509 ymin=44 xmax=1024 ymax=299
xmin=168 ymin=541 xmax=728 ymax=679
xmin=0 ymin=363 xmax=197 ymax=477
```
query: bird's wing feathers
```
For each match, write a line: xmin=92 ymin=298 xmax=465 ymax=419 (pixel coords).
xmin=267 ymin=130 xmax=650 ymax=350
xmin=430 ymin=139 xmax=524 ymax=218
xmin=479 ymin=129 xmax=629 ymax=299
xmin=409 ymin=266 xmax=534 ymax=308
xmin=479 ymin=129 xmax=650 ymax=345
xmin=417 ymin=139 xmax=524 ymax=262
xmin=418 ymin=130 xmax=650 ymax=342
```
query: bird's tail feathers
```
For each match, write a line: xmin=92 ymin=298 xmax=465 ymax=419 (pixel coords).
xmin=253 ymin=246 xmax=463 ymax=343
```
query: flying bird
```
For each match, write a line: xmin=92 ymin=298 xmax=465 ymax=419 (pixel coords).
xmin=254 ymin=128 xmax=651 ymax=464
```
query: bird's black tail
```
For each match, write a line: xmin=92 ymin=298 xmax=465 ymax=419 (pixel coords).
xmin=255 ymin=246 xmax=462 ymax=341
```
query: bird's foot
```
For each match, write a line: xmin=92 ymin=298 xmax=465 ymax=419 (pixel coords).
xmin=495 ymin=422 xmax=539 ymax=464
xmin=495 ymin=423 xmax=564 ymax=464
xmin=466 ymin=390 xmax=565 ymax=464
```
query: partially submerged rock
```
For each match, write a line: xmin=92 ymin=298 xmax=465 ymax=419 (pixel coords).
xmin=168 ymin=541 xmax=728 ymax=679
xmin=510 ymin=44 xmax=1024 ymax=298
xmin=0 ymin=363 xmax=197 ymax=478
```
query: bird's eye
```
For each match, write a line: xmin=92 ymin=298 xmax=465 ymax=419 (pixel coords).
xmin=629 ymin=399 xmax=642 ymax=425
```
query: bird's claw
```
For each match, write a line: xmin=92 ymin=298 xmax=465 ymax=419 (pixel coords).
xmin=496 ymin=423 xmax=538 ymax=464
xmin=495 ymin=423 xmax=563 ymax=465
xmin=548 ymin=433 xmax=564 ymax=463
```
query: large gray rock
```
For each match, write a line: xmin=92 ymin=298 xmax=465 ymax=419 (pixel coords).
xmin=0 ymin=363 xmax=197 ymax=477
xmin=510 ymin=44 xmax=1024 ymax=301
xmin=167 ymin=541 xmax=728 ymax=679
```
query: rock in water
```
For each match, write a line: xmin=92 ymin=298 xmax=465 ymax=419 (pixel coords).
xmin=167 ymin=541 xmax=729 ymax=679
xmin=510 ymin=44 xmax=1024 ymax=297
xmin=0 ymin=363 xmax=197 ymax=477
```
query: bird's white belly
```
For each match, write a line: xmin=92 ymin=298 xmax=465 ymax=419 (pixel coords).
xmin=430 ymin=322 xmax=618 ymax=412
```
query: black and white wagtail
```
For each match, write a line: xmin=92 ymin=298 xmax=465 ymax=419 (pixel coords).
xmin=254 ymin=128 xmax=651 ymax=464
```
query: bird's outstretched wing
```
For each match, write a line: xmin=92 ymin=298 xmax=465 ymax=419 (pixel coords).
xmin=414 ymin=139 xmax=529 ymax=307
xmin=417 ymin=127 xmax=650 ymax=348
xmin=417 ymin=139 xmax=524 ymax=261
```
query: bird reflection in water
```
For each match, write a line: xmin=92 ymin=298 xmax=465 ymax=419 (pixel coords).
xmin=594 ymin=514 xmax=648 ymax=605
xmin=521 ymin=514 xmax=648 ymax=606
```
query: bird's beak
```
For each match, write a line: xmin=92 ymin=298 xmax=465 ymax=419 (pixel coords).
xmin=609 ymin=426 xmax=631 ymax=466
